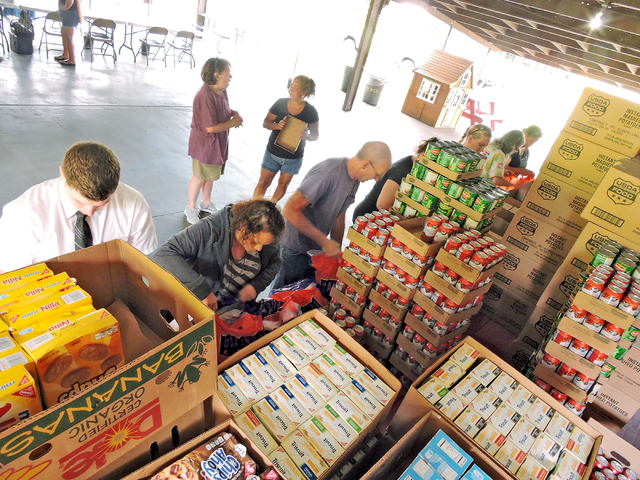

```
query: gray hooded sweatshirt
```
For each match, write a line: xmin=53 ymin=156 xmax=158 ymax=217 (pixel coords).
xmin=150 ymin=205 xmax=281 ymax=300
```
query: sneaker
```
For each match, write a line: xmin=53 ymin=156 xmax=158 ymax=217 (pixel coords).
xmin=185 ymin=207 xmax=200 ymax=224
xmin=199 ymin=202 xmax=218 ymax=215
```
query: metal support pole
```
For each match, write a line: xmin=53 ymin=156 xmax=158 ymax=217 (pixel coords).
xmin=342 ymin=0 xmax=386 ymax=112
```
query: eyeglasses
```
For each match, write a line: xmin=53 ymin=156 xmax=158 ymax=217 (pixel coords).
xmin=368 ymin=161 xmax=384 ymax=181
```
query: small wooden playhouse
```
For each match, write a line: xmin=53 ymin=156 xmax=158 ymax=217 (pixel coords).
xmin=401 ymin=50 xmax=474 ymax=128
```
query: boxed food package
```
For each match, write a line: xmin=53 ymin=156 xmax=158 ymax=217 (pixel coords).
xmin=0 ymin=272 xmax=76 ymax=315
xmin=0 ymin=364 xmax=42 ymax=433
xmin=493 ymin=251 xmax=555 ymax=305
xmin=0 ymin=263 xmax=53 ymax=292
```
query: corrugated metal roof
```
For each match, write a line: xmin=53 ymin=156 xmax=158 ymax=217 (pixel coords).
xmin=414 ymin=50 xmax=473 ymax=85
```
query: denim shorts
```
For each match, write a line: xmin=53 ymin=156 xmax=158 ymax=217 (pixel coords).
xmin=261 ymin=149 xmax=303 ymax=175
xmin=60 ymin=9 xmax=80 ymax=28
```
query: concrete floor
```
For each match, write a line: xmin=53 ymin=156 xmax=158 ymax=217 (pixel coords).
xmin=0 ymin=27 xmax=464 ymax=247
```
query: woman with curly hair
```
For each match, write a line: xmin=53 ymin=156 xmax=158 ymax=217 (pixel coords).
xmin=481 ymin=130 xmax=525 ymax=187
xmin=151 ymin=199 xmax=285 ymax=310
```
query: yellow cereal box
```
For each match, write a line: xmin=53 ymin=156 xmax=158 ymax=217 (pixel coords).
xmin=0 ymin=263 xmax=53 ymax=294
xmin=22 ymin=308 xmax=124 ymax=408
xmin=2 ymin=285 xmax=92 ymax=329
xmin=0 ymin=364 xmax=42 ymax=433
xmin=0 ymin=273 xmax=76 ymax=316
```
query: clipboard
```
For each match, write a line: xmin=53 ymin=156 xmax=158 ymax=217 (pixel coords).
xmin=275 ymin=116 xmax=308 ymax=154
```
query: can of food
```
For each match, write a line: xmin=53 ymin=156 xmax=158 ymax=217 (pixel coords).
xmin=412 ymin=334 xmax=427 ymax=350
xmin=353 ymin=292 xmax=367 ymax=306
xmin=379 ymin=309 xmax=391 ymax=321
xmin=385 ymin=289 xmax=398 ymax=303
xmin=441 ymin=298 xmax=458 ymax=314
xmin=335 ymin=280 xmax=347 ymax=294
xmin=552 ymin=329 xmax=573 ymax=347
xmin=456 ymin=277 xmax=474 ymax=293
xmin=433 ymin=260 xmax=448 ymax=277
xmin=569 ymin=338 xmax=591 ymax=357
xmin=619 ymin=294 xmax=640 ymax=315
xmin=370 ymin=255 xmax=382 ymax=266
xmin=602 ymin=470 xmax=617 ymax=480
xmin=550 ymin=388 xmax=568 ymax=404
xmin=566 ymin=304 xmax=588 ymax=323
xmin=413 ymin=252 xmax=428 ymax=267
xmin=448 ymin=220 xmax=461 ymax=234
xmin=345 ymin=316 xmax=356 ymax=329
xmin=422 ymin=193 xmax=439 ymax=210
xmin=431 ymin=290 xmax=446 ymax=305
xmin=394 ymin=268 xmax=407 ymax=283
xmin=463 ymin=217 xmax=480 ymax=231
xmin=361 ymin=221 xmax=379 ymax=239
xmin=444 ymin=236 xmax=462 ymax=255
xmin=565 ymin=398 xmax=586 ymax=416
xmin=373 ymin=228 xmax=390 ymax=246
xmin=388 ymin=238 xmax=402 ymax=254
xmin=420 ymin=282 xmax=435 ymax=296
xmin=411 ymin=161 xmax=427 ymax=180
xmin=406 ymin=356 xmax=419 ymax=370
xmin=483 ymin=248 xmax=497 ymax=267
xmin=556 ymin=363 xmax=578 ymax=381
xmin=583 ymin=313 xmax=606 ymax=332
xmin=425 ymin=142 xmax=442 ymax=161
xmin=624 ymin=469 xmax=638 ymax=480
xmin=395 ymin=346 xmax=408 ymax=361
xmin=459 ymin=186 xmax=478 ymax=207
xmin=402 ymin=326 xmax=415 ymax=341
xmin=469 ymin=251 xmax=489 ymax=271
xmin=383 ymin=260 xmax=396 ymax=275
xmin=399 ymin=179 xmax=413 ymax=195
xmin=450 ymin=209 xmax=468 ymax=224
xmin=601 ymin=322 xmax=624 ymax=342
xmin=447 ymin=181 xmax=464 ymax=199
xmin=541 ymin=352 xmax=561 ymax=368
xmin=586 ymin=348 xmax=608 ymax=366
xmin=472 ymin=193 xmax=494 ymax=213
xmin=572 ymin=371 xmax=595 ymax=391
xmin=535 ymin=377 xmax=552 ymax=393
xmin=363 ymin=321 xmax=374 ymax=335
xmin=396 ymin=296 xmax=411 ymax=309
xmin=423 ymin=342 xmax=439 ymax=357
xmin=371 ymin=328 xmax=385 ymax=340
xmin=615 ymin=257 xmax=637 ymax=275
xmin=593 ymin=471 xmax=607 ymax=480
xmin=411 ymin=303 xmax=426 ymax=320
xmin=444 ymin=268 xmax=460 ymax=286
xmin=601 ymin=285 xmax=625 ymax=306
xmin=610 ymin=463 xmax=625 ymax=476
xmin=436 ymin=202 xmax=454 ymax=219
xmin=434 ymin=223 xmax=454 ymax=243
xmin=424 ymin=169 xmax=440 ymax=186
xmin=437 ymin=149 xmax=454 ymax=168
xmin=374 ymin=281 xmax=388 ymax=296
xmin=362 ymin=274 xmax=374 ymax=287
xmin=354 ymin=216 xmax=368 ymax=233
xmin=583 ymin=276 xmax=606 ymax=297
xmin=435 ymin=175 xmax=451 ymax=192
xmin=353 ymin=268 xmax=364 ymax=282
xmin=623 ymin=325 xmax=640 ymax=341
xmin=456 ymin=243 xmax=475 ymax=264
xmin=388 ymin=316 xmax=402 ymax=329
xmin=594 ymin=456 xmax=610 ymax=471
xmin=410 ymin=186 xmax=426 ymax=203
xmin=449 ymin=155 xmax=468 ymax=173
xmin=368 ymin=301 xmax=380 ymax=316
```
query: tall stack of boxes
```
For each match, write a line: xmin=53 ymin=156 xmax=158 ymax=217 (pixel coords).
xmin=486 ymin=88 xmax=638 ymax=365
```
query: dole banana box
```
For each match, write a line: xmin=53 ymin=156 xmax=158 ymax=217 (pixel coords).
xmin=259 ymin=343 xmax=296 ymax=382
xmin=315 ymin=404 xmax=359 ymax=449
xmin=287 ymin=326 xmax=323 ymax=360
xmin=227 ymin=361 xmax=268 ymax=404
xmin=217 ymin=371 xmax=251 ymax=416
xmin=10 ymin=305 xmax=96 ymax=345
xmin=270 ymin=384 xmax=311 ymax=427
xmin=300 ymin=319 xmax=336 ymax=349
xmin=298 ymin=416 xmax=345 ymax=466
xmin=274 ymin=335 xmax=311 ymax=369
xmin=236 ymin=409 xmax=278 ymax=455
xmin=325 ymin=344 xmax=364 ymax=377
xmin=0 ymin=364 xmax=42 ymax=433
xmin=326 ymin=392 xmax=370 ymax=433
xmin=268 ymin=446 xmax=306 ymax=480
xmin=1 ymin=285 xmax=92 ymax=329
xmin=540 ymin=131 xmax=627 ymax=195
xmin=0 ymin=263 xmax=52 ymax=294
xmin=252 ymin=395 xmax=296 ymax=442
xmin=355 ymin=368 xmax=393 ymax=405
xmin=0 ymin=273 xmax=76 ymax=315
xmin=243 ymin=352 xmax=280 ymax=393
xmin=564 ymin=86 xmax=640 ymax=157
xmin=281 ymin=430 xmax=329 ymax=480
xmin=21 ymin=308 xmax=124 ymax=408
xmin=313 ymin=353 xmax=350 ymax=389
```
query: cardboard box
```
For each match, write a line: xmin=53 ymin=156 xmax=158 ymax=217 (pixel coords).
xmin=415 ymin=155 xmax=483 ymax=181
xmin=383 ymin=248 xmax=429 ymax=280
xmin=572 ymin=291 xmax=637 ymax=332
xmin=556 ymin=316 xmax=617 ymax=356
xmin=395 ymin=191 xmax=435 ymax=219
xmin=424 ymin=270 xmax=491 ymax=306
xmin=564 ymin=87 xmax=640 ymax=157
xmin=533 ymin=363 xmax=588 ymax=403
xmin=376 ymin=270 xmax=416 ymax=302
xmin=0 ymin=240 xmax=216 ymax=480
xmin=544 ymin=341 xmax=601 ymax=379
xmin=607 ymin=346 xmax=640 ymax=398
xmin=390 ymin=217 xmax=445 ymax=259
xmin=407 ymin=175 xmax=502 ymax=222
xmin=560 ymin=222 xmax=620 ymax=276
xmin=346 ymin=228 xmax=386 ymax=258
xmin=330 ymin=287 xmax=365 ymax=317
xmin=121 ymin=418 xmax=275 ymax=479
xmin=342 ymin=248 xmax=379 ymax=278
xmin=388 ymin=338 xmax=602 ymax=480
xmin=537 ymin=267 xmax=581 ymax=313
xmin=404 ymin=311 xmax=470 ymax=348
xmin=369 ymin=289 xmax=409 ymax=321
xmin=336 ymin=267 xmax=372 ymax=297
xmin=521 ymin=173 xmax=590 ymax=237
xmin=582 ymin=159 xmax=640 ymax=246
xmin=412 ymin=289 xmax=482 ymax=326
xmin=539 ymin=131 xmax=628 ymax=195
xmin=590 ymin=383 xmax=640 ymax=424
xmin=587 ymin=418 xmax=640 ymax=473
xmin=434 ymin=249 xmax=500 ymax=284
xmin=480 ymin=284 xmax=537 ymax=335
xmin=514 ymin=306 xmax=558 ymax=356
xmin=218 ymin=310 xmax=402 ymax=480
xmin=492 ymin=252 xmax=555 ymax=304
xmin=362 ymin=308 xmax=401 ymax=339
xmin=503 ymin=210 xmax=578 ymax=269
xmin=389 ymin=351 xmax=419 ymax=382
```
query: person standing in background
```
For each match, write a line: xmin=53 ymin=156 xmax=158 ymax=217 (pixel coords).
xmin=185 ymin=57 xmax=243 ymax=225
xmin=253 ymin=75 xmax=320 ymax=203
xmin=509 ymin=125 xmax=542 ymax=177
xmin=56 ymin=0 xmax=82 ymax=67
xmin=481 ymin=130 xmax=525 ymax=188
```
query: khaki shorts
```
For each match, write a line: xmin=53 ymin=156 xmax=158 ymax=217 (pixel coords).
xmin=192 ymin=158 xmax=225 ymax=181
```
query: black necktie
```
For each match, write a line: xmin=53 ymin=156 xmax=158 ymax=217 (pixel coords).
xmin=74 ymin=211 xmax=93 ymax=250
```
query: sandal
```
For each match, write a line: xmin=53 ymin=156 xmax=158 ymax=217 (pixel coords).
xmin=59 ymin=60 xmax=76 ymax=67
xmin=54 ymin=55 xmax=67 ymax=61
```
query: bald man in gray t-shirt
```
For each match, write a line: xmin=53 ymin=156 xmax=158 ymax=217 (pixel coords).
xmin=273 ymin=141 xmax=391 ymax=289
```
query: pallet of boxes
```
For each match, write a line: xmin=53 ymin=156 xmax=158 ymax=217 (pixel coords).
xmin=488 ymin=88 xmax=638 ymax=369
xmin=388 ymin=337 xmax=603 ymax=480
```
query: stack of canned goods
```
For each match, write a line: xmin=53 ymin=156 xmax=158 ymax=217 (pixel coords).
xmin=365 ymin=300 xmax=404 ymax=332
xmin=352 ymin=209 xmax=401 ymax=246
xmin=440 ymin=232 xmax=507 ymax=271
xmin=388 ymin=235 xmax=435 ymax=269
xmin=393 ymin=332 xmax=465 ymax=376
xmin=532 ymin=374 xmax=588 ymax=417
xmin=419 ymin=140 xmax=486 ymax=173
xmin=409 ymin=303 xmax=470 ymax=338
xmin=580 ymin=256 xmax=640 ymax=316
xmin=590 ymin=449 xmax=637 ymax=480
xmin=419 ymin=277 xmax=484 ymax=313
xmin=371 ymin=280 xmax=412 ymax=308
xmin=345 ymin=242 xmax=384 ymax=269
xmin=329 ymin=306 xmax=365 ymax=343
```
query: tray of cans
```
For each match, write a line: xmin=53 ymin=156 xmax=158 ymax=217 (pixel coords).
xmin=412 ymin=289 xmax=482 ymax=326
xmin=342 ymin=247 xmax=380 ymax=279
xmin=330 ymin=286 xmax=366 ymax=317
xmin=414 ymin=153 xmax=483 ymax=181
xmin=363 ymin=330 xmax=395 ymax=361
xmin=533 ymin=361 xmax=589 ymax=404
xmin=376 ymin=269 xmax=416 ymax=302
xmin=336 ymin=266 xmax=373 ymax=298
xmin=362 ymin=307 xmax=402 ymax=340
xmin=424 ymin=270 xmax=491 ymax=306
xmin=350 ymin=210 xmax=403 ymax=257
xmin=414 ymin=140 xmax=484 ymax=177
xmin=435 ymin=241 xmax=505 ymax=284
xmin=369 ymin=282 xmax=411 ymax=320
xmin=395 ymin=191 xmax=434 ymax=218
xmin=396 ymin=331 xmax=442 ymax=369
xmin=404 ymin=306 xmax=472 ymax=348
xmin=390 ymin=349 xmax=419 ymax=382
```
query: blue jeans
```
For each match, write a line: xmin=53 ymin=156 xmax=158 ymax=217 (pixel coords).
xmin=261 ymin=149 xmax=304 ymax=175
xmin=273 ymin=246 xmax=314 ymax=289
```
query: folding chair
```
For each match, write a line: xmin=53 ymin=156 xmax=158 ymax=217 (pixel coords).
xmin=166 ymin=30 xmax=194 ymax=68
xmin=136 ymin=26 xmax=167 ymax=66
xmin=38 ymin=11 xmax=63 ymax=58
xmin=87 ymin=18 xmax=116 ymax=63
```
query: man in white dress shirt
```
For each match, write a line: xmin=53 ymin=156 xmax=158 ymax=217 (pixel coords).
xmin=0 ymin=142 xmax=158 ymax=273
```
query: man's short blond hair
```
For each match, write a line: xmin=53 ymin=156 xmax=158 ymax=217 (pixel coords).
xmin=62 ymin=142 xmax=120 ymax=201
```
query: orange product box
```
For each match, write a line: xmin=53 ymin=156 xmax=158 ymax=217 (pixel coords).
xmin=10 ymin=306 xmax=96 ymax=345
xmin=21 ymin=308 xmax=124 ymax=408
xmin=1 ymin=285 xmax=93 ymax=329
xmin=0 ymin=272 xmax=76 ymax=315
xmin=0 ymin=364 xmax=42 ymax=434
xmin=0 ymin=263 xmax=53 ymax=295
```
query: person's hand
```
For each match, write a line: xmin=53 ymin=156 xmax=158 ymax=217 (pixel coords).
xmin=321 ymin=239 xmax=342 ymax=259
xmin=238 ymin=284 xmax=257 ymax=302
xmin=203 ymin=292 xmax=218 ymax=310
xmin=300 ymin=128 xmax=309 ymax=139
xmin=231 ymin=115 xmax=243 ymax=128
xmin=276 ymin=117 xmax=287 ymax=130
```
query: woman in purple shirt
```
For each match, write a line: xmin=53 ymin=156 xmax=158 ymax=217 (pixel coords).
xmin=185 ymin=57 xmax=243 ymax=224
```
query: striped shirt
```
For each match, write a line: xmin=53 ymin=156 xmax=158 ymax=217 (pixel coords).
xmin=222 ymin=250 xmax=261 ymax=295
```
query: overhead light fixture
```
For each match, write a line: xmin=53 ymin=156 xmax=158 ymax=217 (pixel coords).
xmin=590 ymin=3 xmax=608 ymax=29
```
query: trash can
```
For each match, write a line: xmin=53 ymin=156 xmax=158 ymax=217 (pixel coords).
xmin=341 ymin=65 xmax=354 ymax=93
xmin=362 ymin=75 xmax=386 ymax=106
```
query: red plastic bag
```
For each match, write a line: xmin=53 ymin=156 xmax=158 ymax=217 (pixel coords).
xmin=216 ymin=313 xmax=266 ymax=363
xmin=312 ymin=253 xmax=339 ymax=284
